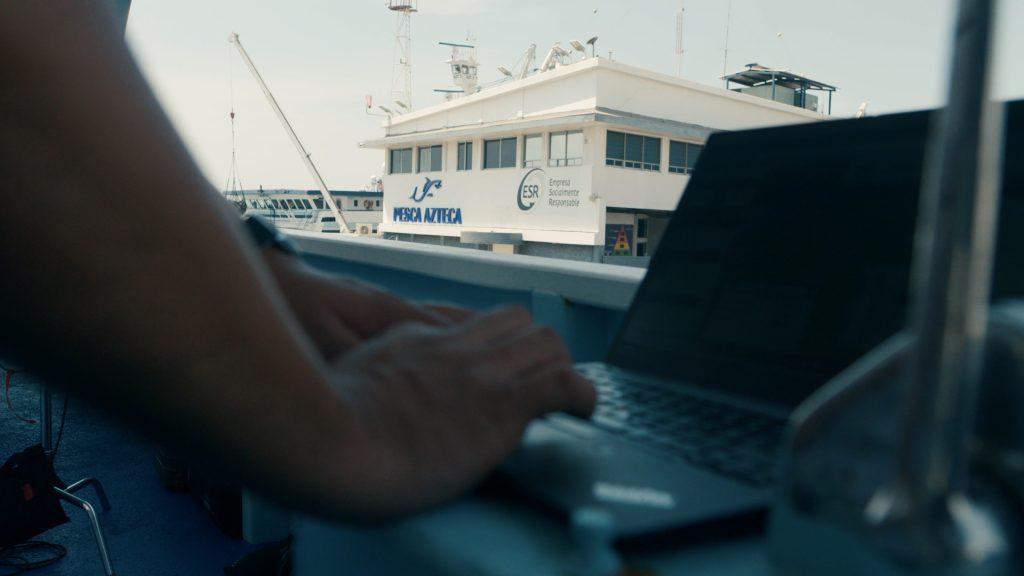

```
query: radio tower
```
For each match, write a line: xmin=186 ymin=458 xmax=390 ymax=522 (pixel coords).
xmin=675 ymin=0 xmax=685 ymax=76
xmin=388 ymin=0 xmax=417 ymax=113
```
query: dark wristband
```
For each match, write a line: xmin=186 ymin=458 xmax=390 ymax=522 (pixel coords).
xmin=241 ymin=214 xmax=298 ymax=256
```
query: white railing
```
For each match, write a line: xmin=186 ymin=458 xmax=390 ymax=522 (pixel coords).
xmin=286 ymin=231 xmax=645 ymax=311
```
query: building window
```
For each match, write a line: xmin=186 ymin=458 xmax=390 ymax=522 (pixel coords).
xmin=389 ymin=148 xmax=413 ymax=174
xmin=522 ymin=134 xmax=542 ymax=168
xmin=669 ymin=141 xmax=704 ymax=174
xmin=375 ymin=200 xmax=381 ymax=207
xmin=549 ymin=130 xmax=583 ymax=167
xmin=483 ymin=137 xmax=516 ymax=169
xmin=606 ymin=130 xmax=660 ymax=171
xmin=313 ymin=198 xmax=324 ymax=209
xmin=301 ymin=199 xmax=313 ymax=209
xmin=285 ymin=199 xmax=296 ymax=209
xmin=457 ymin=141 xmax=473 ymax=171
xmin=417 ymin=145 xmax=443 ymax=173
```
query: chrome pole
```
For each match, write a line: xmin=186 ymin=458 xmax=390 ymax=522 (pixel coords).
xmin=900 ymin=0 xmax=1003 ymax=522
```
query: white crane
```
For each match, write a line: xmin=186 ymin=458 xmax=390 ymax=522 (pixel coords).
xmin=228 ymin=32 xmax=349 ymax=233
xmin=498 ymin=44 xmax=537 ymax=82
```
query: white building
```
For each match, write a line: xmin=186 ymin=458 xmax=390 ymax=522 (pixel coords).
xmin=361 ymin=57 xmax=827 ymax=263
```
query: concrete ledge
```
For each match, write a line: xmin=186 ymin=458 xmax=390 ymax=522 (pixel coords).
xmin=287 ymin=231 xmax=645 ymax=311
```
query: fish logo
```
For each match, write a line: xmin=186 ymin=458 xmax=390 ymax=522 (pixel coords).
xmin=410 ymin=177 xmax=442 ymax=203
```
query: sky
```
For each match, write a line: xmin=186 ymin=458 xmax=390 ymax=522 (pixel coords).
xmin=125 ymin=0 xmax=1024 ymax=191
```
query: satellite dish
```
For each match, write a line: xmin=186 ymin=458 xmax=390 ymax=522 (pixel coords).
xmin=498 ymin=66 xmax=513 ymax=77
xmin=586 ymin=36 xmax=599 ymax=46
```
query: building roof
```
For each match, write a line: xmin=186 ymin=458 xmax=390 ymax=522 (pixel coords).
xmin=390 ymin=58 xmax=812 ymax=124
xmin=723 ymin=63 xmax=838 ymax=92
xmin=361 ymin=57 xmax=821 ymax=148
xmin=358 ymin=107 xmax=716 ymax=148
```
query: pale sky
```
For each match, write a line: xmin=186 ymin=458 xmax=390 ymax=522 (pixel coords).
xmin=125 ymin=0 xmax=1023 ymax=191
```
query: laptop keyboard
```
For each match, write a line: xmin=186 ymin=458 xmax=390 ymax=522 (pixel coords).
xmin=577 ymin=365 xmax=788 ymax=487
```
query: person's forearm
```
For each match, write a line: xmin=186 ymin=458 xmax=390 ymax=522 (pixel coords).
xmin=0 ymin=0 xmax=363 ymax=517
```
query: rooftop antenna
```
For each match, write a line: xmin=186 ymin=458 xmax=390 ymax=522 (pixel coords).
xmin=586 ymin=36 xmax=598 ymax=58
xmin=722 ymin=0 xmax=732 ymax=86
xmin=676 ymin=0 xmax=685 ymax=76
xmin=387 ymin=0 xmax=417 ymax=113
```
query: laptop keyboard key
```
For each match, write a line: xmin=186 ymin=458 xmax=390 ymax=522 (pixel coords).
xmin=584 ymin=366 xmax=785 ymax=487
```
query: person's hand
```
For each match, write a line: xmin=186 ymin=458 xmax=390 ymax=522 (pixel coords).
xmin=263 ymin=249 xmax=473 ymax=359
xmin=329 ymin=307 xmax=596 ymax=518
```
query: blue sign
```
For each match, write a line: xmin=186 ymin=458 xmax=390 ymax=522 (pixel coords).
xmin=410 ymin=177 xmax=442 ymax=203
xmin=393 ymin=206 xmax=463 ymax=224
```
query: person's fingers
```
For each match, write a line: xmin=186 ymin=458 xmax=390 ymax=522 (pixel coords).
xmin=387 ymin=301 xmax=451 ymax=328
xmin=423 ymin=303 xmax=477 ymax=324
xmin=487 ymin=325 xmax=571 ymax=375
xmin=454 ymin=306 xmax=534 ymax=343
xmin=514 ymin=366 xmax=597 ymax=420
xmin=318 ymin=320 xmax=363 ymax=363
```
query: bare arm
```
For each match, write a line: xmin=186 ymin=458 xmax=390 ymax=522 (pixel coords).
xmin=0 ymin=0 xmax=362 ymax=514
xmin=0 ymin=0 xmax=594 ymax=521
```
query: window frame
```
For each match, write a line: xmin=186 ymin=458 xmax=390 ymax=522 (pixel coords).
xmin=669 ymin=140 xmax=704 ymax=174
xmin=482 ymin=137 xmax=517 ymax=170
xmin=457 ymin=141 xmax=474 ymax=171
xmin=389 ymin=147 xmax=413 ymax=174
xmin=548 ymin=130 xmax=584 ymax=167
xmin=606 ymin=130 xmax=661 ymax=172
xmin=522 ymin=134 xmax=543 ymax=168
xmin=417 ymin=144 xmax=443 ymax=173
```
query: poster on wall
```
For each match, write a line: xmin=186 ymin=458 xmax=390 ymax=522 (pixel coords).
xmin=604 ymin=224 xmax=634 ymax=256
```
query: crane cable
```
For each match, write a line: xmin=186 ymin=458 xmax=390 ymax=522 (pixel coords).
xmin=224 ymin=44 xmax=246 ymax=211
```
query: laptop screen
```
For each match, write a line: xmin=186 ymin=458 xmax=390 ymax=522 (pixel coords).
xmin=607 ymin=102 xmax=1024 ymax=408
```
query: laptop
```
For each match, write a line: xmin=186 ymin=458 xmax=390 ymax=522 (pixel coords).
xmin=499 ymin=101 xmax=1024 ymax=539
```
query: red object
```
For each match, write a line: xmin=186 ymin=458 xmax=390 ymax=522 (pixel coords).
xmin=21 ymin=483 xmax=35 ymax=502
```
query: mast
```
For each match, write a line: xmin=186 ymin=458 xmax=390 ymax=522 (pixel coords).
xmin=228 ymin=33 xmax=349 ymax=233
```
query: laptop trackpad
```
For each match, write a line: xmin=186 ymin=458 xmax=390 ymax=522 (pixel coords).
xmin=497 ymin=417 xmax=768 ymax=539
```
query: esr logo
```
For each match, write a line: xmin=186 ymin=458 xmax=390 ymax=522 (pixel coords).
xmin=517 ymin=168 xmax=545 ymax=211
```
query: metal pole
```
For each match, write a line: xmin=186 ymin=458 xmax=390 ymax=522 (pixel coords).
xmin=228 ymin=33 xmax=350 ymax=233
xmin=901 ymin=0 xmax=1002 ymax=509
xmin=39 ymin=386 xmax=53 ymax=452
